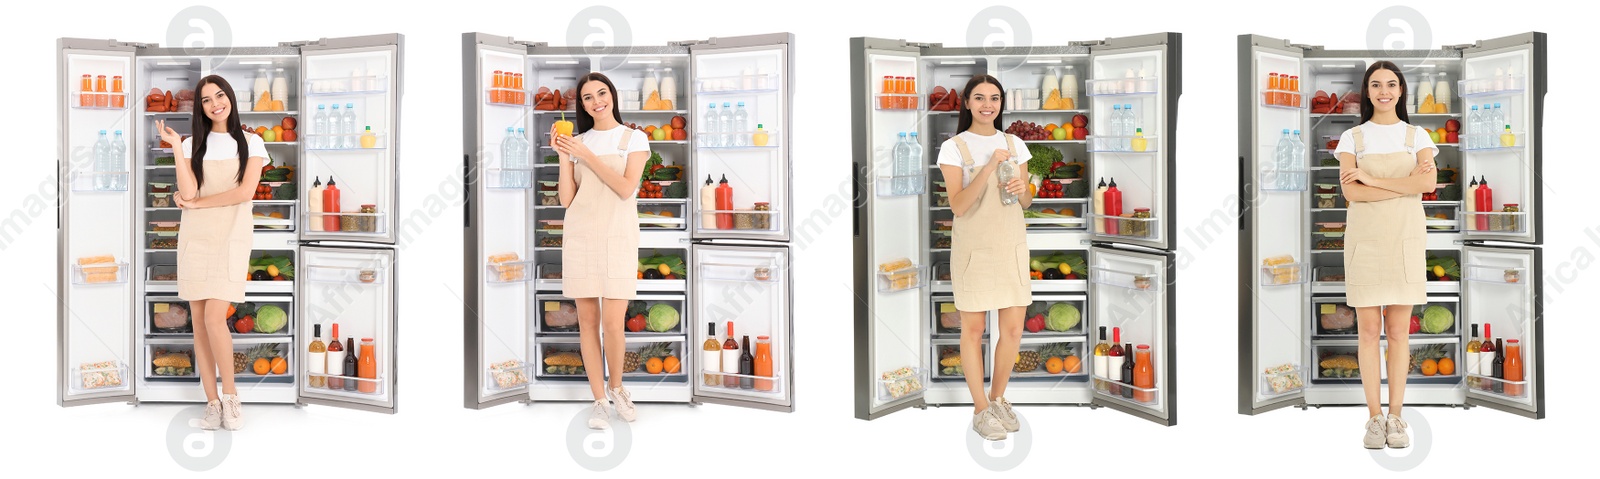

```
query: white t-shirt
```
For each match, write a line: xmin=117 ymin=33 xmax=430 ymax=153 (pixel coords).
xmin=182 ymin=131 xmax=268 ymax=161
xmin=935 ymin=131 xmax=1031 ymax=186
xmin=571 ymin=125 xmax=651 ymax=162
xmin=1334 ymin=121 xmax=1438 ymax=159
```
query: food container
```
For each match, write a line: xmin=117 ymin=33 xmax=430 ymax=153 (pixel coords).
xmin=1314 ymin=183 xmax=1339 ymax=194
xmin=150 ymin=192 xmax=173 ymax=208
xmin=1315 ymin=222 xmax=1346 ymax=232
xmin=359 ymin=204 xmax=377 ymax=232
xmin=1315 ymin=194 xmax=1338 ymax=209
xmin=359 ymin=270 xmax=376 ymax=283
xmin=149 ymin=182 xmax=173 ymax=193
xmin=753 ymin=202 xmax=771 ymax=229
xmin=540 ymin=195 xmax=560 ymax=206
xmin=734 ymin=210 xmax=755 ymax=230
xmin=1501 ymin=204 xmax=1520 ymax=232
xmin=754 ymin=267 xmax=771 ymax=281
xmin=1133 ymin=275 xmax=1154 ymax=290
xmin=149 ymin=221 xmax=180 ymax=232
xmin=878 ymin=366 xmax=927 ymax=401
xmin=1261 ymin=364 xmax=1305 ymax=396
xmin=1504 ymin=269 xmax=1521 ymax=283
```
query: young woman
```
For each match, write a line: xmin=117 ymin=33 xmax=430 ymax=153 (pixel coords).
xmin=936 ymin=74 xmax=1032 ymax=441
xmin=550 ymin=72 xmax=652 ymax=430
xmin=156 ymin=75 xmax=265 ymax=431
xmin=1334 ymin=61 xmax=1437 ymax=449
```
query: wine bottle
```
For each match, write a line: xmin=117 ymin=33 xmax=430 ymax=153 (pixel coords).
xmin=739 ymin=335 xmax=755 ymax=389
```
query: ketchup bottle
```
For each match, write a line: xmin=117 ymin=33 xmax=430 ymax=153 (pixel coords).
xmin=322 ymin=176 xmax=342 ymax=232
xmin=715 ymin=174 xmax=734 ymax=229
xmin=1475 ymin=176 xmax=1492 ymax=231
xmin=1103 ymin=177 xmax=1123 ymax=235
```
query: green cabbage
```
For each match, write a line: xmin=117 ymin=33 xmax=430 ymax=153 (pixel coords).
xmin=646 ymin=304 xmax=680 ymax=332
xmin=1046 ymin=303 xmax=1081 ymax=332
xmin=254 ymin=305 xmax=287 ymax=334
xmin=1421 ymin=305 xmax=1453 ymax=334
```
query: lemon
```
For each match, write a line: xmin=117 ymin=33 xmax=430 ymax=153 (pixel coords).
xmin=1059 ymin=263 xmax=1072 ymax=275
xmin=658 ymin=263 xmax=671 ymax=276
xmin=1433 ymin=265 xmax=1445 ymax=278
xmin=267 ymin=264 xmax=279 ymax=277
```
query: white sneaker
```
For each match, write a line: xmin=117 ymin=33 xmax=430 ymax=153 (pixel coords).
xmin=1362 ymin=414 xmax=1386 ymax=449
xmin=1386 ymin=414 xmax=1410 ymax=448
xmin=972 ymin=408 xmax=1007 ymax=441
xmin=990 ymin=397 xmax=1020 ymax=432
xmin=608 ymin=387 xmax=637 ymax=422
xmin=219 ymin=393 xmax=243 ymax=431
xmin=198 ymin=400 xmax=222 ymax=430
xmin=587 ymin=400 xmax=611 ymax=430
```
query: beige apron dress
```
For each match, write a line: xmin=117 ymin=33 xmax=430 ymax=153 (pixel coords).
xmin=176 ymin=154 xmax=252 ymax=303
xmin=561 ymin=129 xmax=641 ymax=300
xmin=1343 ymin=125 xmax=1427 ymax=307
xmin=949 ymin=134 xmax=1031 ymax=312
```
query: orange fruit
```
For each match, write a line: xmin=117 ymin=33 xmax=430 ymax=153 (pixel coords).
xmin=1045 ymin=123 xmax=1059 ymax=132
xmin=663 ymin=356 xmax=681 ymax=374
xmin=253 ymin=358 xmax=271 ymax=375
xmin=1438 ymin=357 xmax=1455 ymax=376
xmin=1045 ymin=357 xmax=1064 ymax=374
xmin=643 ymin=125 xmax=657 ymax=135
xmin=1041 ymin=208 xmax=1056 ymax=215
xmin=645 ymin=357 xmax=664 ymax=374
xmin=1062 ymin=355 xmax=1082 ymax=374
xmin=1420 ymin=358 xmax=1438 ymax=376
xmin=271 ymin=357 xmax=287 ymax=375
xmin=659 ymin=210 xmax=673 ymax=218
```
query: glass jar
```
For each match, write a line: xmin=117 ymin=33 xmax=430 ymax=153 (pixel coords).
xmin=753 ymin=202 xmax=771 ymax=230
xmin=360 ymin=204 xmax=377 ymax=232
xmin=1503 ymin=269 xmax=1520 ymax=284
xmin=1130 ymin=208 xmax=1152 ymax=238
xmin=1134 ymin=275 xmax=1153 ymax=290
xmin=1502 ymin=204 xmax=1520 ymax=232
xmin=359 ymin=270 xmax=376 ymax=283
xmin=754 ymin=267 xmax=771 ymax=281
xmin=734 ymin=210 xmax=755 ymax=230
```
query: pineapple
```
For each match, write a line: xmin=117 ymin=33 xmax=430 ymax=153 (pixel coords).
xmin=233 ymin=351 xmax=248 ymax=374
xmin=1015 ymin=351 xmax=1041 ymax=372
xmin=1409 ymin=344 xmax=1449 ymax=374
xmin=1037 ymin=342 xmax=1075 ymax=360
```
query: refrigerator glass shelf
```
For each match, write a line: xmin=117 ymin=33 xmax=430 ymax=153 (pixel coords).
xmin=695 ymin=73 xmax=780 ymax=94
xmin=1001 ymin=109 xmax=1091 ymax=115
xmin=1460 ymin=132 xmax=1525 ymax=152
xmin=303 ymin=134 xmax=386 ymax=150
xmin=1313 ymin=266 xmax=1344 ymax=284
xmin=1458 ymin=209 xmax=1529 ymax=234
xmin=1027 ymin=197 xmax=1089 ymax=204
xmin=1030 ymin=278 xmax=1087 ymax=293
xmin=1456 ymin=76 xmax=1526 ymax=99
xmin=1086 ymin=135 xmax=1159 ymax=153
xmin=1465 ymin=374 xmax=1529 ymax=398
xmin=302 ymin=264 xmax=386 ymax=285
xmin=877 ymin=366 xmax=928 ymax=403
xmin=877 ymin=264 xmax=929 ymax=293
xmin=1023 ymin=217 xmax=1086 ymax=228
xmin=304 ymin=76 xmax=389 ymax=96
xmin=71 ymin=262 xmax=129 ymax=285
xmin=874 ymin=173 xmax=927 ymax=197
xmin=485 ymin=260 xmax=534 ymax=284
xmin=1260 ymin=262 xmax=1307 ymax=286
xmin=1463 ymin=264 xmax=1527 ymax=286
xmin=1258 ymin=169 xmax=1308 ymax=192
xmin=1260 ymin=89 xmax=1305 ymax=110
xmin=71 ymin=92 xmax=128 ymax=110
xmin=1085 ymin=77 xmax=1158 ymax=97
xmin=638 ymin=215 xmax=686 ymax=228
xmin=145 ymin=110 xmax=299 ymax=116
xmin=1088 ymin=214 xmax=1160 ymax=241
xmin=70 ymin=171 xmax=130 ymax=192
xmin=484 ymin=360 xmax=532 ymax=391
xmin=303 ymin=372 xmax=387 ymax=396
xmin=873 ymin=93 xmax=921 ymax=111
xmin=303 ymin=212 xmax=388 ymax=235
xmin=1089 ymin=266 xmax=1159 ymax=292
xmin=619 ymin=109 xmax=692 ymax=115
xmin=1093 ymin=376 xmax=1160 ymax=406
xmin=1258 ymin=365 xmax=1307 ymax=399
xmin=70 ymin=361 xmax=131 ymax=393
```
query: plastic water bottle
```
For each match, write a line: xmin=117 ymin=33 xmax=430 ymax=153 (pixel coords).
xmin=1492 ymin=103 xmax=1505 ymax=146
xmin=1272 ymin=129 xmax=1293 ymax=190
xmin=891 ymin=132 xmax=911 ymax=195
xmin=907 ymin=132 xmax=924 ymax=195
xmin=92 ymin=130 xmax=112 ymax=191
xmin=1122 ymin=104 xmax=1138 ymax=151
xmin=110 ymin=130 xmax=127 ymax=190
xmin=996 ymin=157 xmax=1020 ymax=205
xmin=732 ymin=102 xmax=750 ymax=147
xmin=1466 ymin=105 xmax=1480 ymax=149
xmin=703 ymin=103 xmax=720 ymax=147
xmin=1107 ymin=105 xmax=1123 ymax=150
xmin=328 ymin=104 xmax=343 ymax=148
xmin=514 ymin=128 xmax=532 ymax=187
xmin=312 ymin=104 xmax=328 ymax=149
xmin=500 ymin=127 xmax=519 ymax=188
xmin=1289 ymin=130 xmax=1307 ymax=191
xmin=342 ymin=103 xmax=358 ymax=149
xmin=719 ymin=102 xmax=735 ymax=148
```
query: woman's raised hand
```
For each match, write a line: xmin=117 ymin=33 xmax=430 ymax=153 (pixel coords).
xmin=154 ymin=120 xmax=182 ymax=151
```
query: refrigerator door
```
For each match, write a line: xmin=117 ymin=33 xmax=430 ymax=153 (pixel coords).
xmin=1461 ymin=245 xmax=1543 ymax=418
xmin=297 ymin=34 xmax=402 ymax=245
xmin=1087 ymin=245 xmax=1175 ymax=426
xmin=851 ymin=37 xmax=928 ymax=420
xmin=463 ymin=33 xmax=534 ymax=409
xmin=1458 ymin=33 xmax=1544 ymax=245
xmin=1085 ymin=33 xmax=1180 ymax=250
xmin=687 ymin=33 xmax=792 ymax=242
xmin=1238 ymin=34 xmax=1310 ymax=414
xmin=295 ymin=245 xmax=397 ymax=413
xmin=689 ymin=243 xmax=793 ymax=411
xmin=58 ymin=38 xmax=139 ymax=406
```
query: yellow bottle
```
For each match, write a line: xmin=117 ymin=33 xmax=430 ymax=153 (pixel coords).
xmin=752 ymin=124 xmax=769 ymax=147
xmin=1130 ymin=128 xmax=1148 ymax=152
xmin=360 ymin=126 xmax=378 ymax=148
xmin=1499 ymin=125 xmax=1514 ymax=147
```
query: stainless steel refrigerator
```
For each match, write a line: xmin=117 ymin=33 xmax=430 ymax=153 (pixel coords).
xmin=56 ymin=34 xmax=404 ymax=413
xmin=852 ymin=33 xmax=1181 ymax=426
xmin=1237 ymin=33 xmax=1545 ymax=418
xmin=462 ymin=32 xmax=795 ymax=412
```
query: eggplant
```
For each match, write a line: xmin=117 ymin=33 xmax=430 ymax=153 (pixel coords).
xmin=643 ymin=269 xmax=664 ymax=280
xmin=1043 ymin=269 xmax=1066 ymax=280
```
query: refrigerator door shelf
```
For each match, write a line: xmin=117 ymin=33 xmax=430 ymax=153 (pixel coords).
xmin=1258 ymin=169 xmax=1309 ymax=192
xmin=70 ymin=361 xmax=131 ymax=393
xmin=695 ymin=73 xmax=780 ymax=94
xmin=1258 ymin=365 xmax=1307 ymax=400
xmin=302 ymin=212 xmax=389 ymax=236
xmin=1466 ymin=375 xmax=1529 ymax=399
xmin=699 ymin=370 xmax=783 ymax=395
xmin=1458 ymin=209 xmax=1529 ymax=234
xmin=1259 ymin=88 xmax=1305 ymax=110
xmin=1086 ymin=135 xmax=1160 ymax=153
xmin=484 ymin=259 xmax=535 ymax=284
xmin=69 ymin=171 xmax=130 ymax=192
xmin=303 ymin=372 xmax=386 ymax=396
xmin=1259 ymin=262 xmax=1307 ymax=286
xmin=1463 ymin=264 xmax=1528 ymax=285
xmin=695 ymin=131 xmax=781 ymax=149
xmin=302 ymin=264 xmax=387 ymax=285
xmin=874 ymin=173 xmax=928 ymax=197
xmin=304 ymin=75 xmax=389 ymax=95
xmin=483 ymin=87 xmax=530 ymax=107
xmin=1085 ymin=77 xmax=1159 ymax=97
xmin=1088 ymin=214 xmax=1161 ymax=242
xmin=875 ymin=366 xmax=929 ymax=403
xmin=71 ymin=92 xmax=129 ymax=110
xmin=304 ymin=134 xmax=388 ymax=151
xmin=483 ymin=360 xmax=533 ymax=392
xmin=1094 ymin=376 xmax=1161 ymax=407
xmin=1456 ymin=75 xmax=1526 ymax=98
xmin=71 ymin=261 xmax=130 ymax=285
xmin=876 ymin=264 xmax=929 ymax=293
xmin=1460 ymin=132 xmax=1525 ymax=152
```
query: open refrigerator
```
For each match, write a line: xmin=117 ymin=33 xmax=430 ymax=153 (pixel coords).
xmin=851 ymin=34 xmax=1181 ymax=426
xmin=1237 ymin=33 xmax=1545 ymax=419
xmin=56 ymin=35 xmax=403 ymax=413
xmin=462 ymin=32 xmax=795 ymax=412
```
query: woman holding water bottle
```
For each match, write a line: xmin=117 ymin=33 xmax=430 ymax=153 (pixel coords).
xmin=1333 ymin=61 xmax=1437 ymax=450
xmin=549 ymin=72 xmax=652 ymax=430
xmin=935 ymin=74 xmax=1032 ymax=441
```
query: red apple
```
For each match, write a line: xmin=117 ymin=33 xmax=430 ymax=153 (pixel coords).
xmin=1071 ymin=114 xmax=1089 ymax=128
xmin=1444 ymin=119 xmax=1461 ymax=132
xmin=1445 ymin=131 xmax=1459 ymax=144
xmin=1072 ymin=127 xmax=1088 ymax=140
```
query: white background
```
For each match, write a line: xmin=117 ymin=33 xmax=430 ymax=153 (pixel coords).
xmin=3 ymin=0 xmax=1594 ymax=474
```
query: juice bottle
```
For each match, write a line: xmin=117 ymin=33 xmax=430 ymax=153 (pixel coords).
xmin=1289 ymin=76 xmax=1301 ymax=106
xmin=358 ymin=338 xmax=378 ymax=393
xmin=491 ymin=70 xmax=504 ymax=104
xmin=880 ymin=76 xmax=893 ymax=109
xmin=907 ymin=76 xmax=918 ymax=109
xmin=1503 ymin=339 xmax=1523 ymax=397
xmin=1499 ymin=125 xmax=1515 ymax=147
xmin=79 ymin=74 xmax=92 ymax=107
xmin=1133 ymin=344 xmax=1154 ymax=403
xmin=110 ymin=76 xmax=125 ymax=108
xmin=514 ymin=74 xmax=525 ymax=104
xmin=360 ymin=126 xmax=378 ymax=148
xmin=94 ymin=75 xmax=108 ymax=107
xmin=752 ymin=124 xmax=769 ymax=147
xmin=1130 ymin=128 xmax=1148 ymax=152
xmin=754 ymin=335 xmax=774 ymax=391
xmin=1268 ymin=73 xmax=1280 ymax=105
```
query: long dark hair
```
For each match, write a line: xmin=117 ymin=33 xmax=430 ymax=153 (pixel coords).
xmin=188 ymin=75 xmax=250 ymax=188
xmin=1359 ymin=61 xmax=1411 ymax=125
xmin=957 ymin=74 xmax=1005 ymax=133
xmin=574 ymin=72 xmax=625 ymax=135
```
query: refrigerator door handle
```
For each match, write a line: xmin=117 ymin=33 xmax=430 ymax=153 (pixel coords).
xmin=1238 ymin=155 xmax=1247 ymax=231
xmin=463 ymin=154 xmax=471 ymax=228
